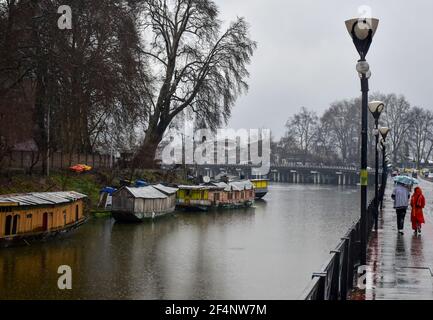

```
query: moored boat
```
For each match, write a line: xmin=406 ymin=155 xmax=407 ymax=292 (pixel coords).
xmin=175 ymin=185 xmax=222 ymax=211
xmin=176 ymin=180 xmax=255 ymax=211
xmin=0 ymin=191 xmax=88 ymax=248
xmin=111 ymin=184 xmax=178 ymax=222
xmin=212 ymin=180 xmax=255 ymax=208
xmin=250 ymin=179 xmax=269 ymax=199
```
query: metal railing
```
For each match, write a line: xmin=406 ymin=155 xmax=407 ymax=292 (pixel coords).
xmin=300 ymin=171 xmax=388 ymax=300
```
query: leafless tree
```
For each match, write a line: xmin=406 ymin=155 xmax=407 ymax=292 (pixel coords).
xmin=320 ymin=98 xmax=361 ymax=164
xmin=285 ymin=107 xmax=318 ymax=163
xmin=408 ymin=107 xmax=433 ymax=168
xmin=371 ymin=93 xmax=413 ymax=164
xmin=273 ymin=134 xmax=302 ymax=165
xmin=132 ymin=0 xmax=257 ymax=168
xmin=275 ymin=93 xmax=420 ymax=168
xmin=1 ymin=0 xmax=147 ymax=173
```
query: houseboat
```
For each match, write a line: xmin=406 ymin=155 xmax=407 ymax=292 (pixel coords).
xmin=250 ymin=179 xmax=269 ymax=199
xmin=176 ymin=180 xmax=255 ymax=211
xmin=111 ymin=184 xmax=178 ymax=222
xmin=176 ymin=185 xmax=223 ymax=211
xmin=0 ymin=191 xmax=88 ymax=248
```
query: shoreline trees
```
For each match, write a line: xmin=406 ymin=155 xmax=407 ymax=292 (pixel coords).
xmin=0 ymin=0 xmax=256 ymax=171
xmin=1 ymin=0 xmax=146 ymax=172
xmin=276 ymin=93 xmax=433 ymax=169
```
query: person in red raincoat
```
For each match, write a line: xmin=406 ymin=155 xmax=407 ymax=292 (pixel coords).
xmin=410 ymin=187 xmax=425 ymax=235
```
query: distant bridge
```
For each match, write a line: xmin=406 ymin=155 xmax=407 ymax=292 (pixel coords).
xmin=190 ymin=164 xmax=377 ymax=186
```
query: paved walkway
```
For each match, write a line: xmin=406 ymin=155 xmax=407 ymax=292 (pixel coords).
xmin=365 ymin=178 xmax=433 ymax=300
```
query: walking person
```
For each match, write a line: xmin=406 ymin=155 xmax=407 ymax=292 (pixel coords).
xmin=391 ymin=182 xmax=411 ymax=235
xmin=411 ymin=186 xmax=425 ymax=236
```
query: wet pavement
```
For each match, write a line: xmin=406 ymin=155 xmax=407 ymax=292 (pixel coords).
xmin=365 ymin=178 xmax=433 ymax=300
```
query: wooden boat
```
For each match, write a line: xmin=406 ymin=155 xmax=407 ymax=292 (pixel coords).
xmin=176 ymin=185 xmax=224 ymax=211
xmin=213 ymin=180 xmax=255 ymax=208
xmin=0 ymin=191 xmax=88 ymax=248
xmin=250 ymin=179 xmax=269 ymax=199
xmin=111 ymin=184 xmax=178 ymax=222
xmin=176 ymin=180 xmax=255 ymax=211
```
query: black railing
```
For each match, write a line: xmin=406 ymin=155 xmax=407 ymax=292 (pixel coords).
xmin=300 ymin=170 xmax=388 ymax=300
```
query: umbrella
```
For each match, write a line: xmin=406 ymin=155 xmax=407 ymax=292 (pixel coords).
xmin=393 ymin=175 xmax=419 ymax=186
xmin=69 ymin=164 xmax=92 ymax=173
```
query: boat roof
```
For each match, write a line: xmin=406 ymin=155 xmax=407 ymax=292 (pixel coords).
xmin=177 ymin=185 xmax=224 ymax=191
xmin=250 ymin=178 xmax=270 ymax=182
xmin=118 ymin=186 xmax=178 ymax=199
xmin=153 ymin=184 xmax=178 ymax=195
xmin=0 ymin=191 xmax=87 ymax=207
xmin=229 ymin=180 xmax=254 ymax=191
xmin=211 ymin=182 xmax=231 ymax=191
xmin=180 ymin=180 xmax=254 ymax=192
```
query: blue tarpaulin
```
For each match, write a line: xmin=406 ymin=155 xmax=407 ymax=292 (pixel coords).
xmin=100 ymin=187 xmax=117 ymax=195
xmin=135 ymin=180 xmax=149 ymax=187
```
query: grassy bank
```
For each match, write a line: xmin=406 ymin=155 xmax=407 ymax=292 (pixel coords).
xmin=0 ymin=169 xmax=190 ymax=215
xmin=0 ymin=171 xmax=103 ymax=207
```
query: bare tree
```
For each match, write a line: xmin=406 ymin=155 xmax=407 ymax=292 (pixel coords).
xmin=320 ymin=98 xmax=360 ymax=164
xmin=275 ymin=93 xmax=417 ymax=168
xmin=285 ymin=107 xmax=318 ymax=163
xmin=408 ymin=107 xmax=433 ymax=168
xmin=274 ymin=133 xmax=302 ymax=164
xmin=371 ymin=93 xmax=412 ymax=164
xmin=132 ymin=0 xmax=256 ymax=168
xmin=1 ymin=0 xmax=146 ymax=173
xmin=311 ymin=124 xmax=341 ymax=165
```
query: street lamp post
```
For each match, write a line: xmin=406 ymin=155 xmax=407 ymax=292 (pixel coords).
xmin=345 ymin=17 xmax=379 ymax=265
xmin=379 ymin=139 xmax=386 ymax=210
xmin=379 ymin=127 xmax=391 ymax=210
xmin=369 ymin=101 xmax=385 ymax=230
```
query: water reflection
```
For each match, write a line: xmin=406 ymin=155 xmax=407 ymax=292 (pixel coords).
xmin=0 ymin=236 xmax=83 ymax=299
xmin=1 ymin=183 xmax=361 ymax=300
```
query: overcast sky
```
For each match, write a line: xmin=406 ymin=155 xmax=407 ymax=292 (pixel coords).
xmin=217 ymin=0 xmax=433 ymax=138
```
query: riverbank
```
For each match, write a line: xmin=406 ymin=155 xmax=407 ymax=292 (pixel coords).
xmin=0 ymin=172 xmax=102 ymax=204
xmin=0 ymin=169 xmax=190 ymax=215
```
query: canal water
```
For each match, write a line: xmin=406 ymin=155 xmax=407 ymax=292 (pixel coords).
xmin=0 ymin=183 xmax=364 ymax=300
